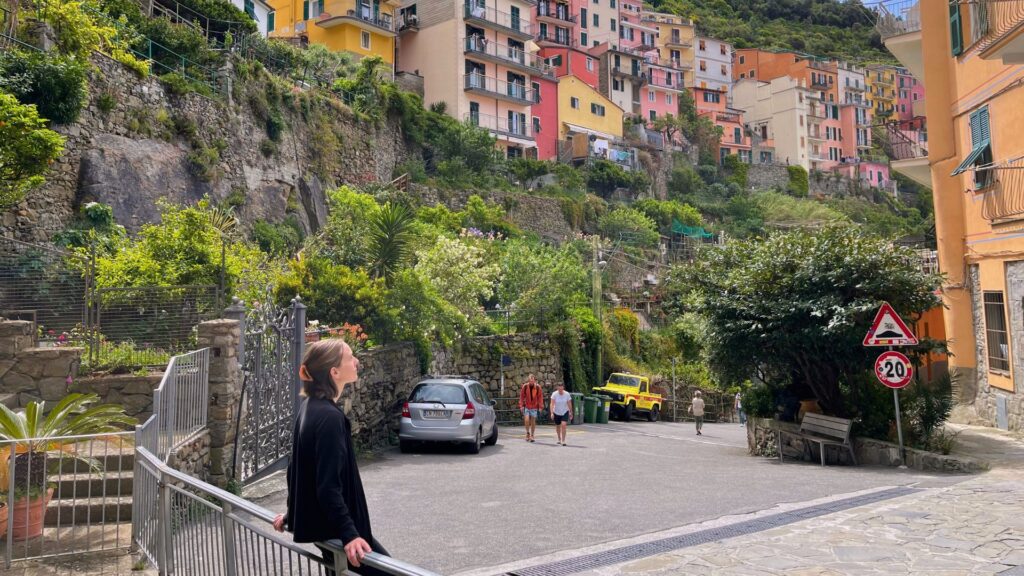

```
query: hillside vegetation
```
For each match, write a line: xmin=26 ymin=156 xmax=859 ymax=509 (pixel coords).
xmin=650 ymin=0 xmax=893 ymax=64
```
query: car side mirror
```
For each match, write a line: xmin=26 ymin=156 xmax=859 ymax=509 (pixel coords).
xmin=489 ymin=400 xmax=497 ymax=406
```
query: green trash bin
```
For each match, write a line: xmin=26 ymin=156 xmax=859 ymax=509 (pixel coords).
xmin=583 ymin=396 xmax=599 ymax=423
xmin=596 ymin=395 xmax=611 ymax=424
xmin=570 ymin=392 xmax=584 ymax=425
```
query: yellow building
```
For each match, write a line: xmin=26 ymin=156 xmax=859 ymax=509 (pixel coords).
xmin=642 ymin=11 xmax=695 ymax=87
xmin=557 ymin=74 xmax=623 ymax=141
xmin=879 ymin=0 xmax=1024 ymax=430
xmin=269 ymin=0 xmax=399 ymax=64
xmin=865 ymin=64 xmax=897 ymax=119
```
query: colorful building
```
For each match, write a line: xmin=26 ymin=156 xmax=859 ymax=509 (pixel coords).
xmin=877 ymin=0 xmax=1024 ymax=429
xmin=837 ymin=62 xmax=873 ymax=160
xmin=595 ymin=44 xmax=645 ymax=117
xmin=896 ymin=66 xmax=924 ymax=122
xmin=533 ymin=74 xmax=560 ymax=160
xmin=643 ymin=11 xmax=695 ymax=87
xmin=617 ymin=2 xmax=657 ymax=54
xmin=733 ymin=76 xmax=811 ymax=170
xmin=397 ymin=0 xmax=549 ymax=158
xmin=692 ymin=86 xmax=749 ymax=163
xmin=865 ymin=64 xmax=898 ymax=119
xmin=557 ymin=74 xmax=623 ymax=141
xmin=270 ymin=0 xmax=398 ymax=64
xmin=693 ymin=36 xmax=732 ymax=94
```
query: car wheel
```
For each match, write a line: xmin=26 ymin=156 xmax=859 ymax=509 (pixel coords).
xmin=466 ymin=429 xmax=481 ymax=454
xmin=648 ymin=406 xmax=659 ymax=422
xmin=624 ymin=402 xmax=635 ymax=421
xmin=399 ymin=439 xmax=414 ymax=453
xmin=484 ymin=423 xmax=499 ymax=446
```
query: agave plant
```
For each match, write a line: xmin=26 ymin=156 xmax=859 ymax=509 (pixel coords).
xmin=0 ymin=394 xmax=136 ymax=500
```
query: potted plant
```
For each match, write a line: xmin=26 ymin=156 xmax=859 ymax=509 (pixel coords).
xmin=0 ymin=394 xmax=135 ymax=540
xmin=0 ymin=495 xmax=7 ymax=540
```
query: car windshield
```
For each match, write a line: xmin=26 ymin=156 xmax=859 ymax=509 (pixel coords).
xmin=409 ymin=383 xmax=468 ymax=404
xmin=608 ymin=374 xmax=641 ymax=387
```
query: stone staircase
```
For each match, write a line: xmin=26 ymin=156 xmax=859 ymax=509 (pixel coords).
xmin=44 ymin=442 xmax=135 ymax=526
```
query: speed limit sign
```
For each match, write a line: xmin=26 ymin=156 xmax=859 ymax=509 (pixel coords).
xmin=875 ymin=351 xmax=913 ymax=389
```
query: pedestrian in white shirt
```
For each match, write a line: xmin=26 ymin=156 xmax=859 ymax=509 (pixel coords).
xmin=549 ymin=383 xmax=573 ymax=446
xmin=689 ymin=390 xmax=706 ymax=436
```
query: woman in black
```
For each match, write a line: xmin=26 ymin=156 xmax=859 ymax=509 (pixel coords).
xmin=273 ymin=339 xmax=389 ymax=575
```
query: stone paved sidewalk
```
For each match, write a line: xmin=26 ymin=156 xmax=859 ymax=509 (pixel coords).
xmin=465 ymin=424 xmax=1024 ymax=576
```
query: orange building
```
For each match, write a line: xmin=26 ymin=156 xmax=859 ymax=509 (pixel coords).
xmin=733 ymin=48 xmax=839 ymax=105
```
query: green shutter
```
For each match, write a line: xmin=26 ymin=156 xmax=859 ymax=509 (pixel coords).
xmin=317 ymin=0 xmax=324 ymax=14
xmin=303 ymin=0 xmax=308 ymax=20
xmin=268 ymin=11 xmax=275 ymax=32
xmin=952 ymin=107 xmax=993 ymax=176
xmin=581 ymin=32 xmax=587 ymax=46
xmin=950 ymin=4 xmax=963 ymax=56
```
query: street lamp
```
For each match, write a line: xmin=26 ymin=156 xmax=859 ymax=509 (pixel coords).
xmin=593 ymin=236 xmax=607 ymax=389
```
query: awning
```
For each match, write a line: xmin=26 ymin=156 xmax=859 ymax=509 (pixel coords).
xmin=563 ymin=122 xmax=617 ymax=141
xmin=526 ymin=40 xmax=540 ymax=53
xmin=951 ymin=143 xmax=990 ymax=176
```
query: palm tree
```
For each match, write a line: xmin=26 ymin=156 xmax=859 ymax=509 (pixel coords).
xmin=0 ymin=394 xmax=135 ymax=537
xmin=368 ymin=202 xmax=416 ymax=285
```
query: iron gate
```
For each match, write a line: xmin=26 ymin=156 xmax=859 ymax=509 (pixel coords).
xmin=233 ymin=294 xmax=306 ymax=484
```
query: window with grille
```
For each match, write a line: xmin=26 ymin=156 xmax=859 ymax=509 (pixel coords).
xmin=984 ymin=291 xmax=1010 ymax=372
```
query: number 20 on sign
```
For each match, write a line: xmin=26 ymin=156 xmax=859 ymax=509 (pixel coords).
xmin=874 ymin=351 xmax=914 ymax=389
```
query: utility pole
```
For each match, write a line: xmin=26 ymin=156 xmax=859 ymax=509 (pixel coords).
xmin=592 ymin=236 xmax=606 ymax=389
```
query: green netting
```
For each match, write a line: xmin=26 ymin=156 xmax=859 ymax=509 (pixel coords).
xmin=671 ymin=220 xmax=714 ymax=239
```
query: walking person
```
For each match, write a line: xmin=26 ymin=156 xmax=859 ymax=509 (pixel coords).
xmin=518 ymin=373 xmax=543 ymax=443
xmin=689 ymin=390 xmax=706 ymax=436
xmin=735 ymin=391 xmax=746 ymax=426
xmin=550 ymin=382 xmax=573 ymax=446
xmin=273 ymin=339 xmax=390 ymax=576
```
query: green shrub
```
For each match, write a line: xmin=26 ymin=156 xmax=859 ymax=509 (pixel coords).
xmin=743 ymin=384 xmax=777 ymax=418
xmin=633 ymin=198 xmax=702 ymax=231
xmin=723 ymin=153 xmax=749 ymax=188
xmin=159 ymin=72 xmax=212 ymax=97
xmin=224 ymin=188 xmax=246 ymax=208
xmin=394 ymin=158 xmax=427 ymax=183
xmin=252 ymin=217 xmax=303 ymax=255
xmin=266 ymin=110 xmax=285 ymax=141
xmin=586 ymin=159 xmax=649 ymax=197
xmin=508 ymin=158 xmax=551 ymax=185
xmin=0 ymin=92 xmax=66 ymax=210
xmin=173 ymin=114 xmax=198 ymax=141
xmin=97 ymin=91 xmax=117 ymax=113
xmin=259 ymin=138 xmax=277 ymax=157
xmin=187 ymin=146 xmax=221 ymax=182
xmin=597 ymin=207 xmax=659 ymax=247
xmin=787 ymin=165 xmax=810 ymax=197
xmin=0 ymin=51 xmax=88 ymax=125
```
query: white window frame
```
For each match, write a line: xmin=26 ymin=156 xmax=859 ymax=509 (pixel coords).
xmin=360 ymin=31 xmax=371 ymax=50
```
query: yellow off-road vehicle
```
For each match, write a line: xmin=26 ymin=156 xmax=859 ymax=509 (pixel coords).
xmin=593 ymin=372 xmax=662 ymax=422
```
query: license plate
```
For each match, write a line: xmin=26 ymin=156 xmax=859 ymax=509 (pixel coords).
xmin=423 ymin=410 xmax=450 ymax=418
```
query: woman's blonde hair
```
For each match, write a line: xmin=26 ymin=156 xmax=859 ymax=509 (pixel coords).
xmin=299 ymin=339 xmax=347 ymax=400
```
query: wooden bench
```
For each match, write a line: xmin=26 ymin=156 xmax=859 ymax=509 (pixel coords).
xmin=778 ymin=413 xmax=857 ymax=466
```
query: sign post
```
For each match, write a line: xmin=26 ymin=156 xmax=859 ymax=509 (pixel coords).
xmin=865 ymin=303 xmax=918 ymax=469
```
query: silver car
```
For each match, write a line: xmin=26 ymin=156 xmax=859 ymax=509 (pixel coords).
xmin=399 ymin=377 xmax=498 ymax=454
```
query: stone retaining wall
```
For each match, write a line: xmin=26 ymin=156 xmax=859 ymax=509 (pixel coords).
xmin=342 ymin=342 xmax=423 ymax=448
xmin=411 ymin=184 xmax=574 ymax=242
xmin=745 ymin=417 xmax=985 ymax=473
xmin=0 ymin=318 xmax=83 ymax=407
xmin=168 ymin=429 xmax=212 ymax=482
xmin=429 ymin=333 xmax=563 ymax=399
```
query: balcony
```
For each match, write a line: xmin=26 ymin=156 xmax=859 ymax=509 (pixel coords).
xmin=647 ymin=74 xmax=684 ymax=91
xmin=883 ymin=121 xmax=930 ymax=187
xmin=973 ymin=1 xmax=1024 ymax=63
xmin=665 ymin=35 xmax=692 ymax=48
xmin=464 ymin=37 xmax=553 ymax=77
xmin=975 ymin=156 xmax=1024 ymax=222
xmin=316 ymin=5 xmax=395 ymax=36
xmin=716 ymin=112 xmax=741 ymax=124
xmin=536 ymin=31 xmax=573 ymax=47
xmin=463 ymin=73 xmax=536 ymax=105
xmin=810 ymin=78 xmax=830 ymax=89
xmin=464 ymin=3 xmax=533 ymax=41
xmin=465 ymin=112 xmax=535 ymax=141
xmin=807 ymin=60 xmax=836 ymax=72
xmin=873 ymin=1 xmax=923 ymax=79
xmin=612 ymin=65 xmax=647 ymax=83
xmin=536 ymin=2 xmax=575 ymax=25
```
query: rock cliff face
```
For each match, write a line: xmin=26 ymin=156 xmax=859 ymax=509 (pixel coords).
xmin=1 ymin=53 xmax=417 ymax=241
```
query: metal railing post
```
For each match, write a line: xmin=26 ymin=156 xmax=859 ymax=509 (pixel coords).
xmin=221 ymin=502 xmax=238 ymax=576
xmin=291 ymin=296 xmax=306 ymax=416
xmin=157 ymin=472 xmax=173 ymax=576
xmin=5 ymin=442 xmax=14 ymax=569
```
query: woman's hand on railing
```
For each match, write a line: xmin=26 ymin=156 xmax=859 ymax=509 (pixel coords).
xmin=272 ymin=513 xmax=286 ymax=532
xmin=345 ymin=537 xmax=372 ymax=567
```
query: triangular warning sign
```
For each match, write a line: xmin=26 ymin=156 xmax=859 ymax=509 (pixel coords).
xmin=863 ymin=302 xmax=918 ymax=347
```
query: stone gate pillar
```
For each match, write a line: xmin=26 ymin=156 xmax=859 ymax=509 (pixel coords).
xmin=197 ymin=319 xmax=243 ymax=488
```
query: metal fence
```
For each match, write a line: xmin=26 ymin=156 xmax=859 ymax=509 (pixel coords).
xmin=2 ymin=431 xmax=135 ymax=567
xmin=0 ymin=237 xmax=222 ymax=373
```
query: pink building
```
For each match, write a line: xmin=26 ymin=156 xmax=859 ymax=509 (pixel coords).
xmin=693 ymin=86 xmax=751 ymax=162
xmin=896 ymin=68 xmax=924 ymax=123
xmin=642 ymin=65 xmax=683 ymax=123
xmin=537 ymin=45 xmax=599 ymax=88
xmin=533 ymin=75 xmax=560 ymax=160
xmin=807 ymin=98 xmax=844 ymax=172
xmin=839 ymin=104 xmax=871 ymax=160
xmin=836 ymin=161 xmax=893 ymax=195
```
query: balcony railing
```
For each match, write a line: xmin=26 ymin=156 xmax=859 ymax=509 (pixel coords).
xmin=979 ymin=156 xmax=1024 ymax=222
xmin=612 ymin=65 xmax=647 ymax=82
xmin=666 ymin=35 xmax=692 ymax=47
xmin=463 ymin=73 xmax=535 ymax=103
xmin=464 ymin=3 xmax=532 ymax=37
xmin=348 ymin=7 xmax=393 ymax=31
xmin=648 ymin=73 xmax=682 ymax=90
xmin=874 ymin=0 xmax=922 ymax=40
xmin=535 ymin=31 xmax=573 ymax=46
xmin=536 ymin=2 xmax=576 ymax=23
xmin=464 ymin=36 xmax=552 ymax=76
xmin=917 ymin=249 xmax=939 ymax=276
xmin=807 ymin=60 xmax=835 ymax=72
xmin=969 ymin=0 xmax=1024 ymax=55
xmin=716 ymin=112 xmax=741 ymax=123
xmin=465 ymin=112 xmax=534 ymax=139
xmin=883 ymin=121 xmax=928 ymax=161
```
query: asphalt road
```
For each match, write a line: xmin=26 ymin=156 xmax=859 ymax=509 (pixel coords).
xmin=249 ymin=420 xmax=965 ymax=575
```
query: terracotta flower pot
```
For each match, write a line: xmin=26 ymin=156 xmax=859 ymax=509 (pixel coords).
xmin=11 ymin=487 xmax=53 ymax=541
xmin=0 ymin=504 xmax=7 ymax=539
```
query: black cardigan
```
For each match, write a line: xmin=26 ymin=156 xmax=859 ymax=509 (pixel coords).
xmin=284 ymin=396 xmax=372 ymax=545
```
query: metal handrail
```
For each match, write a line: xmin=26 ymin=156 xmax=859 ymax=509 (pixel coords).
xmin=134 ymin=446 xmax=440 ymax=576
xmin=874 ymin=0 xmax=922 ymax=40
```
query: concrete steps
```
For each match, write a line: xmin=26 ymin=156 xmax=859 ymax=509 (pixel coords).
xmin=45 ymin=496 xmax=134 ymax=525
xmin=52 ymin=470 xmax=133 ymax=500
